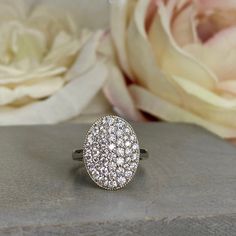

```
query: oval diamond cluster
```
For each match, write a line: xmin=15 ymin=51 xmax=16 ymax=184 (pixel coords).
xmin=83 ymin=116 xmax=140 ymax=190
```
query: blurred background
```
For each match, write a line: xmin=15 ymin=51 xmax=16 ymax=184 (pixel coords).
xmin=27 ymin=0 xmax=110 ymax=29
xmin=1 ymin=0 xmax=236 ymax=140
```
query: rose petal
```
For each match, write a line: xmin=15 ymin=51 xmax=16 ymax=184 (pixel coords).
xmin=170 ymin=75 xmax=236 ymax=128
xmin=129 ymin=85 xmax=236 ymax=138
xmin=148 ymin=2 xmax=217 ymax=89
xmin=125 ymin=0 xmax=183 ymax=106
xmin=65 ymin=31 xmax=103 ymax=80
xmin=172 ymin=76 xmax=236 ymax=108
xmin=0 ymin=77 xmax=64 ymax=106
xmin=0 ymin=61 xmax=108 ymax=125
xmin=110 ymin=0 xmax=135 ymax=79
xmin=218 ymin=80 xmax=236 ymax=96
xmin=0 ymin=66 xmax=66 ymax=84
xmin=0 ymin=0 xmax=27 ymax=23
xmin=81 ymin=91 xmax=112 ymax=116
xmin=172 ymin=4 xmax=199 ymax=47
xmin=185 ymin=27 xmax=236 ymax=81
xmin=103 ymin=62 xmax=145 ymax=121
xmin=146 ymin=0 xmax=158 ymax=31
xmin=44 ymin=31 xmax=81 ymax=66
xmin=126 ymin=0 xmax=164 ymax=89
xmin=197 ymin=0 xmax=236 ymax=10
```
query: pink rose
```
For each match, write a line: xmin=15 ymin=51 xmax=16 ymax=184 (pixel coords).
xmin=106 ymin=0 xmax=236 ymax=138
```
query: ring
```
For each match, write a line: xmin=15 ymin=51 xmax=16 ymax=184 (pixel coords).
xmin=72 ymin=115 xmax=149 ymax=190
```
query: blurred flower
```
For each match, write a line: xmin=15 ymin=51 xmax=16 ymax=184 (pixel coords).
xmin=0 ymin=0 xmax=109 ymax=124
xmin=108 ymin=0 xmax=236 ymax=138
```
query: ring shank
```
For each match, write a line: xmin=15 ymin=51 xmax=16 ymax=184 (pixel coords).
xmin=72 ymin=149 xmax=148 ymax=161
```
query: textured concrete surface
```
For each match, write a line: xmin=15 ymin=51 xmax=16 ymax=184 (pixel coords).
xmin=0 ymin=123 xmax=236 ymax=235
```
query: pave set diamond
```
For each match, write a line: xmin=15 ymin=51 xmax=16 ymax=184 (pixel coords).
xmin=83 ymin=116 xmax=140 ymax=190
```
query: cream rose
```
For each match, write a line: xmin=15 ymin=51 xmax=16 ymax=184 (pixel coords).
xmin=0 ymin=0 xmax=109 ymax=124
xmin=107 ymin=0 xmax=236 ymax=138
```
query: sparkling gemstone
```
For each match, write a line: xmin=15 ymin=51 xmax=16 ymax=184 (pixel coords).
xmin=117 ymin=176 xmax=126 ymax=186
xmin=117 ymin=167 xmax=125 ymax=175
xmin=100 ymin=167 xmax=109 ymax=176
xmin=109 ymin=143 xmax=116 ymax=151
xmin=109 ymin=162 xmax=117 ymax=170
xmin=131 ymin=153 xmax=138 ymax=161
xmin=109 ymin=153 xmax=117 ymax=160
xmin=130 ymin=162 xmax=137 ymax=169
xmin=117 ymin=139 xmax=124 ymax=147
xmin=87 ymin=134 xmax=93 ymax=144
xmin=126 ymin=156 xmax=131 ymax=163
xmin=109 ymin=135 xmax=116 ymax=142
xmin=124 ymin=164 xmax=131 ymax=170
xmin=125 ymin=148 xmax=131 ymax=155
xmin=101 ymin=148 xmax=109 ymax=156
xmin=83 ymin=115 xmax=140 ymax=190
xmin=117 ymin=120 xmax=125 ymax=126
xmin=116 ymin=130 xmax=123 ymax=137
xmin=107 ymin=117 xmax=114 ymax=125
xmin=125 ymin=171 xmax=132 ymax=178
xmin=109 ymin=126 xmax=116 ymax=134
xmin=92 ymin=148 xmax=100 ymax=157
xmin=132 ymin=144 xmax=139 ymax=151
xmin=125 ymin=141 xmax=131 ymax=147
xmin=116 ymin=157 xmax=124 ymax=166
xmin=93 ymin=157 xmax=99 ymax=163
xmin=109 ymin=171 xmax=117 ymax=179
xmin=125 ymin=128 xmax=130 ymax=134
xmin=109 ymin=181 xmax=117 ymax=188
xmin=103 ymin=161 xmax=109 ymax=168
xmin=130 ymin=135 xmax=135 ymax=141
xmin=84 ymin=149 xmax=91 ymax=157
xmin=104 ymin=179 xmax=109 ymax=186
xmin=117 ymin=148 xmax=124 ymax=156
xmin=100 ymin=153 xmax=107 ymax=161
xmin=92 ymin=170 xmax=99 ymax=179
xmin=93 ymin=126 xmax=99 ymax=135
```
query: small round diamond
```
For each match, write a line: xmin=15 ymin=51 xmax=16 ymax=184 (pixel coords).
xmin=107 ymin=117 xmax=114 ymax=125
xmin=117 ymin=148 xmax=124 ymax=156
xmin=117 ymin=139 xmax=124 ymax=147
xmin=125 ymin=128 xmax=130 ymax=134
xmin=125 ymin=141 xmax=131 ymax=147
xmin=83 ymin=115 xmax=140 ymax=190
xmin=87 ymin=134 xmax=93 ymax=144
xmin=109 ymin=171 xmax=117 ymax=180
xmin=109 ymin=143 xmax=116 ymax=151
xmin=116 ymin=157 xmax=124 ymax=166
xmin=116 ymin=130 xmax=123 ymax=137
xmin=108 ymin=181 xmax=117 ymax=188
xmin=125 ymin=148 xmax=131 ymax=155
xmin=132 ymin=144 xmax=139 ymax=151
xmin=130 ymin=162 xmax=138 ymax=169
xmin=117 ymin=176 xmax=126 ymax=186
xmin=125 ymin=171 xmax=132 ymax=178
xmin=131 ymin=153 xmax=138 ymax=161
xmin=117 ymin=167 xmax=125 ymax=175
xmin=126 ymin=156 xmax=131 ymax=163
xmin=109 ymin=126 xmax=116 ymax=134
xmin=109 ymin=162 xmax=117 ymax=170
xmin=109 ymin=135 xmax=116 ymax=142
xmin=92 ymin=147 xmax=99 ymax=154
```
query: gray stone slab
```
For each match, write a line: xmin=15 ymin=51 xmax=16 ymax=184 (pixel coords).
xmin=0 ymin=123 xmax=236 ymax=235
